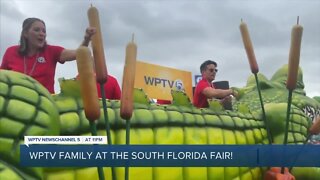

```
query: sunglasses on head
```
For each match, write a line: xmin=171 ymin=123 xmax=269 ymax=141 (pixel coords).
xmin=208 ymin=68 xmax=218 ymax=73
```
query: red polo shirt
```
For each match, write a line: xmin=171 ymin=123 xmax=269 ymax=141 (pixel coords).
xmin=1 ymin=45 xmax=64 ymax=93
xmin=193 ymin=77 xmax=214 ymax=108
xmin=96 ymin=75 xmax=121 ymax=100
xmin=76 ymin=74 xmax=121 ymax=100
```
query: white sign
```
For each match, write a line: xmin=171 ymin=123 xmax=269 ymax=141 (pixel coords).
xmin=194 ymin=75 xmax=202 ymax=86
xmin=24 ymin=136 xmax=108 ymax=147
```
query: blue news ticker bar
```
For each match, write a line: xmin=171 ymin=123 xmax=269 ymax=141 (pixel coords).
xmin=20 ymin=145 xmax=320 ymax=167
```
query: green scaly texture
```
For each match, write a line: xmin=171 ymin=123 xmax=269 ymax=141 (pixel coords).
xmin=0 ymin=70 xmax=59 ymax=180
xmin=1 ymin=64 xmax=320 ymax=180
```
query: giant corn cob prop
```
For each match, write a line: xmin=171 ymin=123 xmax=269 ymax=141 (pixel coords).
xmin=0 ymin=64 xmax=320 ymax=179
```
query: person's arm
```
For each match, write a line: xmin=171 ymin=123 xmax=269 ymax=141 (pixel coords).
xmin=202 ymin=87 xmax=234 ymax=99
xmin=59 ymin=27 xmax=96 ymax=63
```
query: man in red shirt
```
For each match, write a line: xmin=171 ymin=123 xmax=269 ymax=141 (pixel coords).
xmin=193 ymin=60 xmax=235 ymax=108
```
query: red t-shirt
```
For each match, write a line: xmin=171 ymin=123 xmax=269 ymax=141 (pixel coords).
xmin=1 ymin=45 xmax=64 ymax=93
xmin=96 ymin=75 xmax=121 ymax=100
xmin=193 ymin=77 xmax=214 ymax=108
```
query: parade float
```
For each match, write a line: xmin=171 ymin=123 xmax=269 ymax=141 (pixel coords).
xmin=1 ymin=4 xmax=320 ymax=180
xmin=1 ymin=63 xmax=320 ymax=180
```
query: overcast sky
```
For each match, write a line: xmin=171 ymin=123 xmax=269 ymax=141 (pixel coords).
xmin=1 ymin=0 xmax=319 ymax=97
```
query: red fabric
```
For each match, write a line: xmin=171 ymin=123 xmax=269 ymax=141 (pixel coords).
xmin=157 ymin=99 xmax=171 ymax=104
xmin=193 ymin=77 xmax=213 ymax=108
xmin=96 ymin=75 xmax=121 ymax=100
xmin=1 ymin=45 xmax=64 ymax=93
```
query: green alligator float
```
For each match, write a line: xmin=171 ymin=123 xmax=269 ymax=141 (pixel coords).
xmin=0 ymin=64 xmax=319 ymax=180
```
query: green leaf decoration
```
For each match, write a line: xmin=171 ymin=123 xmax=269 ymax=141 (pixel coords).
xmin=133 ymin=88 xmax=150 ymax=105
xmin=171 ymin=89 xmax=192 ymax=107
xmin=208 ymin=99 xmax=223 ymax=112
xmin=58 ymin=78 xmax=81 ymax=98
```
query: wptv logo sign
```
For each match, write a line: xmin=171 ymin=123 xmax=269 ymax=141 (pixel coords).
xmin=143 ymin=77 xmax=185 ymax=91
xmin=134 ymin=61 xmax=192 ymax=100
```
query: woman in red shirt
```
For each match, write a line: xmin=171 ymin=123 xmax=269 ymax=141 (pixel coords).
xmin=0 ymin=17 xmax=96 ymax=94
